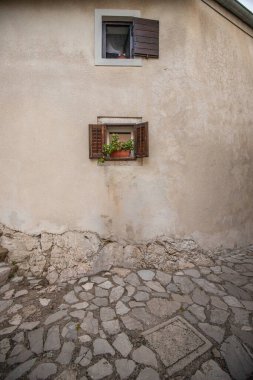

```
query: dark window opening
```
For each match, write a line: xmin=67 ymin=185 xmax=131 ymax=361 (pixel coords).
xmin=102 ymin=22 xmax=132 ymax=59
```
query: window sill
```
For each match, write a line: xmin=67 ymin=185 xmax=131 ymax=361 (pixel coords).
xmin=98 ymin=158 xmax=143 ymax=166
xmin=95 ymin=57 xmax=142 ymax=67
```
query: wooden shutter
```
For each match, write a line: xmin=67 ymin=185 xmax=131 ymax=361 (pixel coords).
xmin=134 ymin=122 xmax=149 ymax=158
xmin=89 ymin=124 xmax=106 ymax=158
xmin=132 ymin=17 xmax=159 ymax=58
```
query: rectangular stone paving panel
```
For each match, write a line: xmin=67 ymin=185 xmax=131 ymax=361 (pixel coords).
xmin=142 ymin=316 xmax=212 ymax=376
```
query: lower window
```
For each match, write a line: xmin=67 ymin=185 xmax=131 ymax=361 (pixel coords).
xmin=89 ymin=122 xmax=149 ymax=160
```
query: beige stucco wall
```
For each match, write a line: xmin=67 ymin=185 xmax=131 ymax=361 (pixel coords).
xmin=0 ymin=0 xmax=252 ymax=249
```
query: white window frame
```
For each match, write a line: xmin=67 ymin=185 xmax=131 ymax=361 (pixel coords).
xmin=95 ymin=9 xmax=142 ymax=67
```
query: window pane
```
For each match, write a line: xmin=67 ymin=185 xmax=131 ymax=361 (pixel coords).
xmin=106 ymin=25 xmax=131 ymax=58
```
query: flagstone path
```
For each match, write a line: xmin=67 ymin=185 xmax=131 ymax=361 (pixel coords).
xmin=0 ymin=246 xmax=253 ymax=379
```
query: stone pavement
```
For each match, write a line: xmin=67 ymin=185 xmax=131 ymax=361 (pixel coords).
xmin=0 ymin=247 xmax=252 ymax=380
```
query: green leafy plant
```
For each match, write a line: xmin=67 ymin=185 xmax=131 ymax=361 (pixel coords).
xmin=98 ymin=134 xmax=134 ymax=163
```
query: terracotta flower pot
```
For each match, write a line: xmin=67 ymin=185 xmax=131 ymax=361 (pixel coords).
xmin=110 ymin=150 xmax=130 ymax=158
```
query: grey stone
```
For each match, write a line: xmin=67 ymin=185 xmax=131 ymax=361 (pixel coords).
xmin=171 ymin=293 xmax=193 ymax=304
xmin=56 ymin=369 xmax=77 ymax=380
xmin=191 ymin=359 xmax=231 ymax=380
xmin=90 ymin=276 xmax=107 ymax=284
xmin=147 ymin=298 xmax=181 ymax=318
xmin=98 ymin=280 xmax=113 ymax=289
xmin=223 ymin=283 xmax=251 ymax=300
xmin=0 ymin=300 xmax=13 ymax=314
xmin=102 ymin=319 xmax=120 ymax=335
xmin=138 ymin=270 xmax=155 ymax=281
xmin=29 ymin=363 xmax=57 ymax=380
xmin=221 ymin=335 xmax=253 ymax=380
xmin=56 ymin=341 xmax=75 ymax=364
xmin=156 ymin=271 xmax=172 ymax=285
xmin=207 ymin=274 xmax=223 ymax=283
xmin=0 ymin=326 xmax=17 ymax=336
xmin=199 ymin=323 xmax=225 ymax=343
xmin=79 ymin=292 xmax=94 ymax=301
xmin=112 ymin=275 xmax=125 ymax=286
xmin=184 ymin=269 xmax=200 ymax=278
xmin=92 ymin=297 xmax=108 ymax=307
xmin=211 ymin=296 xmax=228 ymax=310
xmin=188 ymin=305 xmax=206 ymax=322
xmin=75 ymin=346 xmax=92 ymax=367
xmin=134 ymin=291 xmax=150 ymax=302
xmin=166 ymin=283 xmax=180 ymax=293
xmin=126 ymin=285 xmax=135 ymax=296
xmin=93 ymin=338 xmax=115 ymax=355
xmin=0 ymin=267 xmax=11 ymax=285
xmin=100 ymin=307 xmax=116 ymax=321
xmin=173 ymin=276 xmax=195 ymax=293
xmin=79 ymin=334 xmax=92 ymax=343
xmin=81 ymin=312 xmax=99 ymax=335
xmin=63 ymin=290 xmax=79 ymax=304
xmin=71 ymin=301 xmax=89 ymax=309
xmin=116 ymin=301 xmax=130 ymax=315
xmin=20 ymin=321 xmax=40 ymax=331
xmin=5 ymin=358 xmax=36 ymax=380
xmin=95 ymin=287 xmax=108 ymax=297
xmin=39 ymin=298 xmax=51 ymax=306
xmin=15 ymin=289 xmax=28 ymax=298
xmin=82 ymin=282 xmax=94 ymax=291
xmin=44 ymin=325 xmax=60 ymax=351
xmin=126 ymin=272 xmax=140 ymax=286
xmin=232 ymin=308 xmax=250 ymax=325
xmin=121 ymin=315 xmax=143 ymax=331
xmin=9 ymin=314 xmax=22 ymax=326
xmin=7 ymin=345 xmax=33 ymax=365
xmin=231 ymin=325 xmax=253 ymax=349
xmin=137 ymin=368 xmax=160 ymax=380
xmin=242 ymin=300 xmax=253 ymax=310
xmin=61 ymin=321 xmax=78 ymax=340
xmin=223 ymin=295 xmax=243 ymax=308
xmin=183 ymin=311 xmax=198 ymax=324
xmin=129 ymin=301 xmax=145 ymax=308
xmin=44 ymin=310 xmax=68 ymax=325
xmin=13 ymin=331 xmax=24 ymax=343
xmin=28 ymin=327 xmax=44 ymax=355
xmin=210 ymin=309 xmax=229 ymax=324
xmin=70 ymin=310 xmax=85 ymax=319
xmin=192 ymin=278 xmax=225 ymax=296
xmin=145 ymin=281 xmax=165 ymax=292
xmin=113 ymin=332 xmax=133 ymax=357
xmin=87 ymin=358 xmax=113 ymax=380
xmin=131 ymin=308 xmax=160 ymax=327
xmin=78 ymin=276 xmax=88 ymax=284
xmin=132 ymin=345 xmax=158 ymax=368
xmin=7 ymin=304 xmax=23 ymax=315
xmin=110 ymin=286 xmax=124 ymax=303
xmin=115 ymin=359 xmax=136 ymax=379
xmin=192 ymin=288 xmax=209 ymax=306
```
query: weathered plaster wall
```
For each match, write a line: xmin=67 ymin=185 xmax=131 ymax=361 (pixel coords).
xmin=0 ymin=0 xmax=252 ymax=248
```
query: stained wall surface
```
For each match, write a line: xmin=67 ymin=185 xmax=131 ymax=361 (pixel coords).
xmin=0 ymin=0 xmax=252 ymax=248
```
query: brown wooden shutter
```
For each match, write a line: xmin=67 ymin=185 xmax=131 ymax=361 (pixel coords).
xmin=89 ymin=124 xmax=106 ymax=158
xmin=134 ymin=122 xmax=149 ymax=158
xmin=132 ymin=17 xmax=159 ymax=58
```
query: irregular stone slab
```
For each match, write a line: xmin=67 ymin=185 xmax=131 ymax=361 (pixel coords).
xmin=14 ymin=289 xmax=28 ymax=298
xmin=184 ymin=269 xmax=200 ymax=278
xmin=129 ymin=301 xmax=145 ymax=308
xmin=142 ymin=316 xmax=212 ymax=376
xmin=156 ymin=271 xmax=172 ymax=285
xmin=191 ymin=359 xmax=231 ymax=380
xmin=0 ymin=326 xmax=17 ymax=336
xmin=131 ymin=308 xmax=160 ymax=327
xmin=134 ymin=291 xmax=150 ymax=302
xmin=0 ymin=300 xmax=13 ymax=314
xmin=173 ymin=276 xmax=195 ymax=294
xmin=121 ymin=315 xmax=143 ymax=331
xmin=210 ymin=309 xmax=229 ymax=324
xmin=3 ymin=289 xmax=15 ymax=300
xmin=19 ymin=321 xmax=40 ymax=331
xmin=87 ymin=358 xmax=113 ymax=380
xmin=79 ymin=292 xmax=94 ymax=301
xmin=198 ymin=323 xmax=225 ymax=343
xmin=192 ymin=278 xmax=225 ymax=296
xmin=113 ymin=332 xmax=133 ymax=357
xmin=78 ymin=276 xmax=88 ymax=284
xmin=82 ymin=282 xmax=94 ymax=291
xmin=102 ymin=320 xmax=120 ymax=335
xmin=9 ymin=314 xmax=22 ymax=326
xmin=44 ymin=310 xmax=68 ymax=325
xmin=90 ymin=276 xmax=107 ymax=284
xmin=223 ymin=283 xmax=251 ymax=301
xmin=93 ymin=338 xmax=115 ymax=356
xmin=145 ymin=281 xmax=165 ymax=293
xmin=29 ymin=363 xmax=57 ymax=380
xmin=61 ymin=321 xmax=78 ymax=340
xmin=63 ymin=291 xmax=79 ymax=304
xmin=221 ymin=335 xmax=253 ymax=380
xmin=126 ymin=273 xmax=140 ymax=286
xmin=116 ymin=301 xmax=130 ymax=315
xmin=13 ymin=332 xmax=24 ymax=343
xmin=172 ymin=294 xmax=193 ymax=304
xmin=95 ymin=287 xmax=108 ymax=297
xmin=126 ymin=285 xmax=135 ymax=296
xmin=81 ymin=312 xmax=99 ymax=335
xmin=79 ymin=334 xmax=92 ymax=343
xmin=223 ymin=296 xmax=243 ymax=308
xmin=232 ymin=308 xmax=250 ymax=325
xmin=92 ymin=297 xmax=108 ymax=307
xmin=192 ymin=288 xmax=209 ymax=306
xmin=132 ymin=345 xmax=157 ymax=368
xmin=56 ymin=369 xmax=77 ymax=380
xmin=75 ymin=346 xmax=92 ymax=367
xmin=138 ymin=270 xmax=155 ymax=281
xmin=56 ymin=341 xmax=75 ymax=364
xmin=7 ymin=346 xmax=33 ymax=365
xmin=0 ymin=337 xmax=11 ymax=358
xmin=0 ymin=266 xmax=10 ymax=285
xmin=98 ymin=280 xmax=113 ymax=289
xmin=70 ymin=310 xmax=85 ymax=319
xmin=231 ymin=325 xmax=253 ymax=349
xmin=44 ymin=325 xmax=60 ymax=351
xmin=188 ymin=305 xmax=206 ymax=322
xmin=242 ymin=300 xmax=253 ymax=310
xmin=112 ymin=275 xmax=125 ymax=286
xmin=166 ymin=283 xmax=180 ymax=293
xmin=115 ymin=359 xmax=136 ymax=379
xmin=7 ymin=304 xmax=23 ymax=315
xmin=28 ymin=327 xmax=44 ymax=355
xmin=137 ymin=368 xmax=160 ymax=380
xmin=147 ymin=298 xmax=181 ymax=318
xmin=110 ymin=286 xmax=124 ymax=303
xmin=5 ymin=358 xmax=36 ymax=380
xmin=71 ymin=301 xmax=89 ymax=309
xmin=100 ymin=307 xmax=116 ymax=322
xmin=211 ymin=296 xmax=228 ymax=310
xmin=39 ymin=298 xmax=51 ymax=306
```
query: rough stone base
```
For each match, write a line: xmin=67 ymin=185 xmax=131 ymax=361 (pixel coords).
xmin=0 ymin=223 xmax=216 ymax=282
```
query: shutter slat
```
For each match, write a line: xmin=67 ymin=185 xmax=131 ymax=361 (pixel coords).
xmin=133 ymin=17 xmax=159 ymax=58
xmin=134 ymin=122 xmax=149 ymax=158
xmin=89 ymin=124 xmax=106 ymax=159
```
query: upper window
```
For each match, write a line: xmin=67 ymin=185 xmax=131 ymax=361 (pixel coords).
xmin=95 ymin=9 xmax=159 ymax=66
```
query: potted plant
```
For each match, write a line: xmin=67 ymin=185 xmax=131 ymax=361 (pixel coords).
xmin=102 ymin=134 xmax=134 ymax=160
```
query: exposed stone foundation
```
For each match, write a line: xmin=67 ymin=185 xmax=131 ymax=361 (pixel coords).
xmin=0 ymin=224 xmax=216 ymax=283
